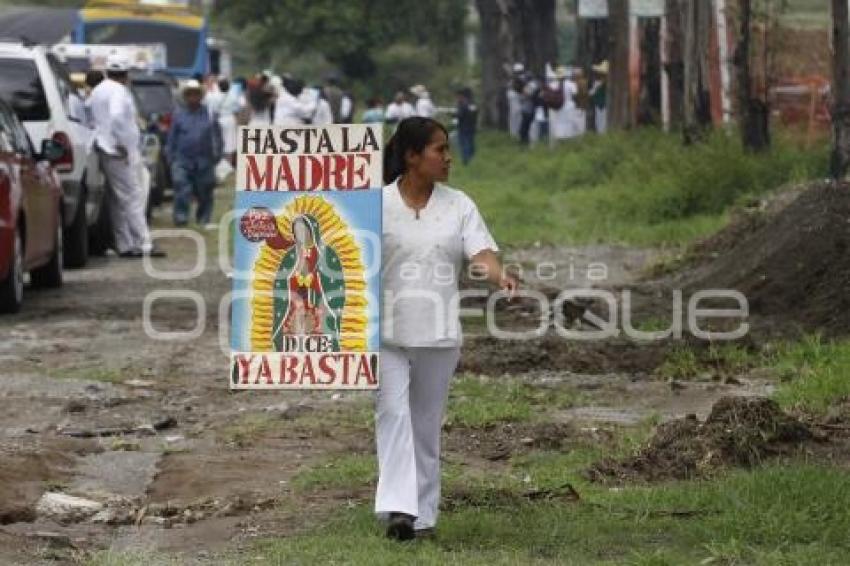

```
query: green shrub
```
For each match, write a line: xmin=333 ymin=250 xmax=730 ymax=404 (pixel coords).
xmin=452 ymin=129 xmax=827 ymax=247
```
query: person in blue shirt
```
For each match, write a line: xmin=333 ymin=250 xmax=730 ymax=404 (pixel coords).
xmin=166 ymin=80 xmax=223 ymax=227
xmin=455 ymin=87 xmax=478 ymax=165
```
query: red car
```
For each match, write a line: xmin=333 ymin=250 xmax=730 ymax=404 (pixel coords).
xmin=0 ymin=98 xmax=65 ymax=313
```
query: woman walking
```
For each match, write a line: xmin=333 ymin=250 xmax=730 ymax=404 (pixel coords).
xmin=376 ymin=117 xmax=518 ymax=541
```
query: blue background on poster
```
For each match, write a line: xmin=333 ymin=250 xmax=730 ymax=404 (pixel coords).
xmin=230 ymin=189 xmax=382 ymax=353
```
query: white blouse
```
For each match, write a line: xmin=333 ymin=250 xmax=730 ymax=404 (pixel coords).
xmin=381 ymin=180 xmax=498 ymax=348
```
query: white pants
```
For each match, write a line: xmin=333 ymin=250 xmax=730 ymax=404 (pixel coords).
xmin=596 ymin=108 xmax=608 ymax=133
xmin=219 ymin=112 xmax=237 ymax=155
xmin=102 ymin=154 xmax=150 ymax=253
xmin=374 ymin=345 xmax=461 ymax=530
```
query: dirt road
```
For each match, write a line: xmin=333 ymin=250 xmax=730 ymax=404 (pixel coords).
xmin=0 ymin=195 xmax=776 ymax=564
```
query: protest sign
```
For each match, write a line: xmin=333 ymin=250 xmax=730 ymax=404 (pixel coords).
xmin=230 ymin=125 xmax=382 ymax=390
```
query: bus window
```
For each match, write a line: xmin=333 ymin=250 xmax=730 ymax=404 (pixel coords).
xmin=82 ymin=22 xmax=200 ymax=69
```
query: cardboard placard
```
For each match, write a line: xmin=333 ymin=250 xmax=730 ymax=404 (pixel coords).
xmin=230 ymin=125 xmax=382 ymax=390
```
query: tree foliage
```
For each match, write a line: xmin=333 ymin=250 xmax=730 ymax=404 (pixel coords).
xmin=213 ymin=0 xmax=467 ymax=79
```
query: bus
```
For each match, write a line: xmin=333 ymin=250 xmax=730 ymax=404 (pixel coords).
xmin=73 ymin=0 xmax=209 ymax=78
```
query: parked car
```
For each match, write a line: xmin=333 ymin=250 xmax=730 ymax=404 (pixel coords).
xmin=0 ymin=99 xmax=65 ymax=313
xmin=129 ymin=70 xmax=177 ymax=206
xmin=0 ymin=40 xmax=108 ymax=267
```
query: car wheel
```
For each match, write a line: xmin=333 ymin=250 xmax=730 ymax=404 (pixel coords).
xmin=30 ymin=218 xmax=63 ymax=289
xmin=0 ymin=227 xmax=24 ymax=313
xmin=64 ymin=191 xmax=89 ymax=268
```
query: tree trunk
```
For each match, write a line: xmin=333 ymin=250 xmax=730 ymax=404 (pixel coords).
xmin=475 ymin=0 xmax=559 ymax=129
xmin=638 ymin=18 xmax=662 ymax=126
xmin=520 ymin=0 xmax=558 ymax=76
xmin=665 ymin=0 xmax=685 ymax=128
xmin=476 ymin=0 xmax=511 ymax=128
xmin=578 ymin=15 xmax=609 ymax=132
xmin=607 ymin=0 xmax=631 ymax=130
xmin=736 ymin=0 xmax=770 ymax=151
xmin=682 ymin=0 xmax=714 ymax=144
xmin=831 ymin=0 xmax=850 ymax=179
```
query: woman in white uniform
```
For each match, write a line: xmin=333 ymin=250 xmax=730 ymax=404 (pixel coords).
xmin=376 ymin=117 xmax=518 ymax=541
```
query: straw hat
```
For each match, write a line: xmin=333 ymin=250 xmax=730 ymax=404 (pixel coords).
xmin=592 ymin=61 xmax=609 ymax=75
xmin=182 ymin=79 xmax=203 ymax=94
xmin=409 ymin=84 xmax=429 ymax=98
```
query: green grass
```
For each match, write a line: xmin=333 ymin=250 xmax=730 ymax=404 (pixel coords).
xmin=218 ymin=412 xmax=279 ymax=447
xmin=768 ymin=336 xmax=850 ymax=414
xmin=651 ymin=335 xmax=850 ymax=414
xmin=242 ymin=464 xmax=850 ymax=565
xmin=451 ymin=129 xmax=826 ymax=247
xmin=292 ymin=453 xmax=377 ymax=493
xmin=655 ymin=346 xmax=702 ymax=380
xmin=781 ymin=0 xmax=829 ymax=28
xmin=656 ymin=343 xmax=759 ymax=381
xmin=446 ymin=374 xmax=578 ymax=428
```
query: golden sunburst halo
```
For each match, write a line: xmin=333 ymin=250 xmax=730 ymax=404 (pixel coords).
xmin=250 ymin=196 xmax=368 ymax=351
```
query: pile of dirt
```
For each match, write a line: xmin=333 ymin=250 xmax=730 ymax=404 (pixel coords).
xmin=444 ymin=422 xmax=576 ymax=462
xmin=461 ymin=335 xmax=667 ymax=375
xmin=586 ymin=396 xmax=813 ymax=483
xmin=672 ymin=181 xmax=850 ymax=336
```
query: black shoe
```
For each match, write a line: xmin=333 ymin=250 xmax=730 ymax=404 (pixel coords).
xmin=386 ymin=512 xmax=415 ymax=541
xmin=118 ymin=249 xmax=143 ymax=259
xmin=143 ymin=247 xmax=167 ymax=258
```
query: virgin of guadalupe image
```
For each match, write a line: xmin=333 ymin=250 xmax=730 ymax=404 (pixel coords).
xmin=270 ymin=215 xmax=346 ymax=352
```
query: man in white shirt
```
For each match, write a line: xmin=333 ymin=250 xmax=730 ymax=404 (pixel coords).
xmin=88 ymin=54 xmax=163 ymax=257
xmin=546 ymin=64 xmax=582 ymax=141
xmin=310 ymin=88 xmax=333 ymax=125
xmin=385 ymin=91 xmax=414 ymax=124
xmin=339 ymin=92 xmax=353 ymax=124
xmin=410 ymin=84 xmax=435 ymax=118
xmin=273 ymin=77 xmax=317 ymax=126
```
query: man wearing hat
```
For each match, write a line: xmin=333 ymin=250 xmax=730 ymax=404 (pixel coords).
xmin=546 ymin=64 xmax=581 ymax=142
xmin=385 ymin=91 xmax=414 ymax=125
xmin=166 ymin=80 xmax=223 ymax=228
xmin=88 ymin=54 xmax=163 ymax=258
xmin=590 ymin=61 xmax=609 ymax=133
xmin=410 ymin=85 xmax=434 ymax=118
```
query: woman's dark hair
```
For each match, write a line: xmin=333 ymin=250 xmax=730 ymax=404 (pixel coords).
xmin=383 ymin=117 xmax=448 ymax=184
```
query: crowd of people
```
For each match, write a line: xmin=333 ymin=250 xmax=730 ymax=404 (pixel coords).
xmin=199 ymin=71 xmax=480 ymax=165
xmin=68 ymin=58 xmax=610 ymax=257
xmin=506 ymin=60 xmax=609 ymax=146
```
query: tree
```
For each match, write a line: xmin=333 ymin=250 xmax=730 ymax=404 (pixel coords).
xmin=577 ymin=14 xmax=609 ymax=132
xmin=735 ymin=0 xmax=771 ymax=152
xmin=607 ymin=0 xmax=631 ymax=130
xmin=831 ymin=0 xmax=850 ymax=179
xmin=665 ymin=0 xmax=686 ymax=128
xmin=213 ymin=0 xmax=466 ymax=80
xmin=475 ymin=0 xmax=559 ymax=128
xmin=681 ymin=0 xmax=714 ymax=144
